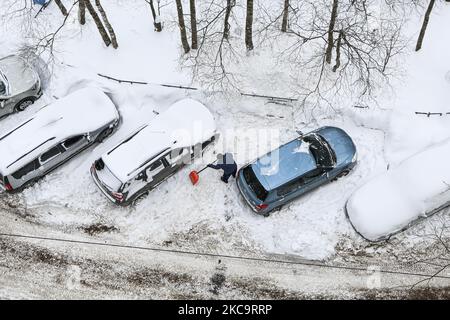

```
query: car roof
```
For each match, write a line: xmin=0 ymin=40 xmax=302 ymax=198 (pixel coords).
xmin=101 ymin=98 xmax=216 ymax=183
xmin=0 ymin=88 xmax=119 ymax=176
xmin=0 ymin=55 xmax=38 ymax=96
xmin=251 ymin=138 xmax=317 ymax=190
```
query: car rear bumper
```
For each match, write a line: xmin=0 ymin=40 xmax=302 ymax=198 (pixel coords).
xmin=236 ymin=178 xmax=258 ymax=213
xmin=90 ymin=165 xmax=121 ymax=205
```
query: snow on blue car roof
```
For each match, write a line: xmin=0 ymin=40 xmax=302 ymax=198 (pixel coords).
xmin=251 ymin=138 xmax=317 ymax=191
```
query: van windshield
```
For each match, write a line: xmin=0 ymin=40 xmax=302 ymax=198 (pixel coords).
xmin=0 ymin=69 xmax=9 ymax=96
xmin=0 ymin=80 xmax=6 ymax=96
xmin=243 ymin=166 xmax=268 ymax=201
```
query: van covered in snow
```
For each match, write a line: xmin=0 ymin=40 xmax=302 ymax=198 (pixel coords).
xmin=346 ymin=139 xmax=450 ymax=242
xmin=91 ymin=98 xmax=218 ymax=205
xmin=0 ymin=88 xmax=120 ymax=192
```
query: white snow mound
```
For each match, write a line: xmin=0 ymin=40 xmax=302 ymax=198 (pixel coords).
xmin=346 ymin=138 xmax=450 ymax=241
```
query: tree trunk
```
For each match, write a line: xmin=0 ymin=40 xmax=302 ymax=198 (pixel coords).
xmin=415 ymin=0 xmax=435 ymax=52
xmin=149 ymin=0 xmax=162 ymax=32
xmin=84 ymin=0 xmax=112 ymax=47
xmin=190 ymin=0 xmax=198 ymax=49
xmin=54 ymin=0 xmax=68 ymax=16
xmin=281 ymin=0 xmax=289 ymax=32
xmin=245 ymin=0 xmax=254 ymax=51
xmin=223 ymin=0 xmax=234 ymax=40
xmin=95 ymin=0 xmax=118 ymax=49
xmin=333 ymin=31 xmax=343 ymax=72
xmin=79 ymin=0 xmax=86 ymax=25
xmin=325 ymin=0 xmax=339 ymax=64
xmin=175 ymin=0 xmax=190 ymax=54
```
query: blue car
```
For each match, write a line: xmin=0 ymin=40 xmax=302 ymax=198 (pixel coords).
xmin=236 ymin=127 xmax=357 ymax=216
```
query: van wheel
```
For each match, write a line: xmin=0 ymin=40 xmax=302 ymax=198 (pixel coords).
xmin=15 ymin=97 xmax=35 ymax=112
xmin=133 ymin=191 xmax=149 ymax=205
xmin=96 ymin=127 xmax=114 ymax=143
xmin=332 ymin=169 xmax=350 ymax=182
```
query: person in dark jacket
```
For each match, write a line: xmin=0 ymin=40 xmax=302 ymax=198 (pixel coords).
xmin=208 ymin=153 xmax=238 ymax=183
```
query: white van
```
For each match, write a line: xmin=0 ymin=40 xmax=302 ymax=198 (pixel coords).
xmin=0 ymin=88 xmax=120 ymax=192
xmin=91 ymin=99 xmax=218 ymax=205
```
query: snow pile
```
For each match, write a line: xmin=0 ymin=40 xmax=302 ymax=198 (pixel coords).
xmin=347 ymin=138 xmax=450 ymax=241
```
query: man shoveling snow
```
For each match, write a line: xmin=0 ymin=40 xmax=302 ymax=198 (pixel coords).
xmin=208 ymin=153 xmax=238 ymax=184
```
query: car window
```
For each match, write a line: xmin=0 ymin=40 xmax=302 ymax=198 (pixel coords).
xmin=277 ymin=177 xmax=305 ymax=196
xmin=0 ymin=80 xmax=5 ymax=96
xmin=62 ymin=135 xmax=84 ymax=149
xmin=40 ymin=146 xmax=61 ymax=163
xmin=149 ymin=159 xmax=164 ymax=172
xmin=202 ymin=136 xmax=216 ymax=149
xmin=12 ymin=159 xmax=41 ymax=179
xmin=170 ymin=148 xmax=184 ymax=159
xmin=242 ymin=166 xmax=268 ymax=201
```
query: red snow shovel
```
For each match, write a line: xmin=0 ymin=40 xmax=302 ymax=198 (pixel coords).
xmin=189 ymin=160 xmax=217 ymax=186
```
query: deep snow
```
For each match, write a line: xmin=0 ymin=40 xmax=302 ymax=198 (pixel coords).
xmin=0 ymin=1 xmax=449 ymax=260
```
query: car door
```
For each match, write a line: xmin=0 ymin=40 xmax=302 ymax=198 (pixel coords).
xmin=169 ymin=147 xmax=190 ymax=168
xmin=276 ymin=177 xmax=305 ymax=205
xmin=301 ymin=167 xmax=329 ymax=193
xmin=60 ymin=135 xmax=88 ymax=158
xmin=146 ymin=154 xmax=171 ymax=188
xmin=38 ymin=144 xmax=65 ymax=174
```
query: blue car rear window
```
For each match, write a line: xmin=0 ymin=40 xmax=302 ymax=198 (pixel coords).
xmin=243 ymin=166 xmax=268 ymax=201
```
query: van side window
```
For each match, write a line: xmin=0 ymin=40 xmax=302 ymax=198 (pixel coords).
xmin=170 ymin=148 xmax=184 ymax=159
xmin=202 ymin=136 xmax=216 ymax=149
xmin=149 ymin=159 xmax=163 ymax=172
xmin=12 ymin=159 xmax=40 ymax=179
xmin=62 ymin=135 xmax=83 ymax=149
xmin=40 ymin=146 xmax=61 ymax=163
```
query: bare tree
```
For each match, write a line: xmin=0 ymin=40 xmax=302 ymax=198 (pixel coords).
xmin=245 ymin=0 xmax=254 ymax=50
xmin=282 ymin=0 xmax=406 ymax=105
xmin=175 ymin=0 xmax=191 ymax=53
xmin=79 ymin=0 xmax=86 ymax=25
xmin=146 ymin=0 xmax=162 ymax=32
xmin=190 ymin=0 xmax=198 ymax=49
xmin=223 ymin=0 xmax=235 ymax=40
xmin=415 ymin=0 xmax=435 ymax=52
xmin=54 ymin=0 xmax=68 ymax=16
xmin=84 ymin=0 xmax=112 ymax=47
xmin=281 ymin=0 xmax=289 ymax=32
xmin=95 ymin=0 xmax=118 ymax=49
xmin=325 ymin=0 xmax=339 ymax=64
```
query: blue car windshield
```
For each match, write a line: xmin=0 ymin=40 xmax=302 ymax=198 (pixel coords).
xmin=302 ymin=134 xmax=336 ymax=168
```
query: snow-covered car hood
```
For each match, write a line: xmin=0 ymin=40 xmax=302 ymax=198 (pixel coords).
xmin=0 ymin=55 xmax=39 ymax=96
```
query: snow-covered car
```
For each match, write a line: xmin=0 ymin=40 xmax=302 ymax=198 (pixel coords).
xmin=0 ymin=88 xmax=120 ymax=192
xmin=346 ymin=139 xmax=450 ymax=242
xmin=237 ymin=127 xmax=357 ymax=216
xmin=0 ymin=55 xmax=42 ymax=118
xmin=91 ymin=98 xmax=218 ymax=205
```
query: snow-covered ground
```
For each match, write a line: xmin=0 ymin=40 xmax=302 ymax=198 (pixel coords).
xmin=1 ymin=0 xmax=450 ymax=261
